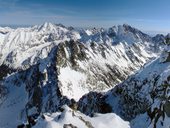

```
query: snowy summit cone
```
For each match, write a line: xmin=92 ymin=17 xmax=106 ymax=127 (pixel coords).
xmin=38 ymin=22 xmax=58 ymax=32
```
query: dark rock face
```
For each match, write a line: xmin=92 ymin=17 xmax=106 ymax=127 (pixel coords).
xmin=123 ymin=24 xmax=151 ymax=42
xmin=164 ymin=101 xmax=170 ymax=117
xmin=24 ymin=65 xmax=43 ymax=112
xmin=160 ymin=50 xmax=170 ymax=63
xmin=152 ymin=34 xmax=165 ymax=44
xmin=0 ymin=82 xmax=8 ymax=104
xmin=17 ymin=124 xmax=25 ymax=128
xmin=63 ymin=124 xmax=78 ymax=128
xmin=78 ymin=92 xmax=112 ymax=117
xmin=0 ymin=31 xmax=8 ymax=34
xmin=165 ymin=52 xmax=170 ymax=62
xmin=22 ymin=46 xmax=64 ymax=114
xmin=165 ymin=34 xmax=170 ymax=45
xmin=0 ymin=64 xmax=16 ymax=80
xmin=101 ymin=66 xmax=170 ymax=127
xmin=56 ymin=40 xmax=87 ymax=68
xmin=108 ymin=78 xmax=151 ymax=120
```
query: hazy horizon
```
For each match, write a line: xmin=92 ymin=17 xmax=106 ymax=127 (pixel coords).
xmin=0 ymin=22 xmax=169 ymax=36
xmin=1 ymin=0 xmax=170 ymax=33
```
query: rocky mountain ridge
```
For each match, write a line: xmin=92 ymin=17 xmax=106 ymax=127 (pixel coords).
xmin=0 ymin=22 xmax=168 ymax=128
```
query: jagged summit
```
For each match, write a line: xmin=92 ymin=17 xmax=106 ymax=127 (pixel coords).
xmin=38 ymin=22 xmax=56 ymax=31
xmin=37 ymin=22 xmax=69 ymax=33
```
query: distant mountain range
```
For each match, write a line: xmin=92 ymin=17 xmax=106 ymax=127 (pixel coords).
xmin=0 ymin=22 xmax=169 ymax=128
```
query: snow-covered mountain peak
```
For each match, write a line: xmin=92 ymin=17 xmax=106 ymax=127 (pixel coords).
xmin=121 ymin=24 xmax=143 ymax=34
xmin=166 ymin=33 xmax=170 ymax=38
xmin=0 ymin=22 xmax=84 ymax=68
xmin=36 ymin=22 xmax=67 ymax=33
xmin=108 ymin=26 xmax=117 ymax=35
xmin=105 ymin=24 xmax=153 ymax=46
xmin=78 ymin=24 xmax=150 ymax=45
xmin=152 ymin=34 xmax=165 ymax=43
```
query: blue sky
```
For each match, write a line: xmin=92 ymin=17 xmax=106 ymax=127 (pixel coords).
xmin=1 ymin=0 xmax=170 ymax=32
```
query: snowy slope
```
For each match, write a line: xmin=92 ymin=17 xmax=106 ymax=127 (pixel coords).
xmin=33 ymin=106 xmax=130 ymax=128
xmin=56 ymin=40 xmax=157 ymax=100
xmin=102 ymin=45 xmax=170 ymax=128
xmin=0 ymin=74 xmax=28 ymax=128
